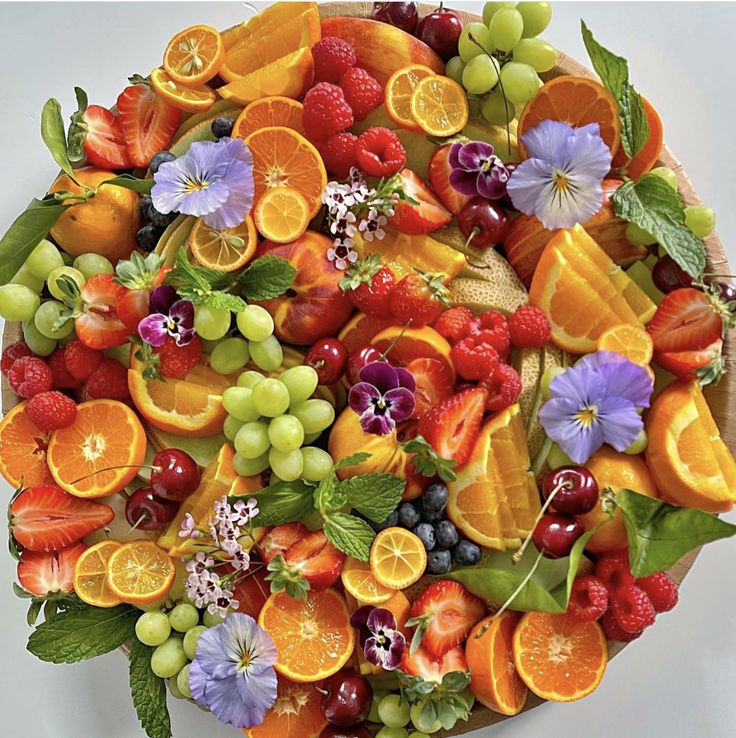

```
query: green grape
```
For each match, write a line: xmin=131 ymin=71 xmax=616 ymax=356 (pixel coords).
xmin=135 ymin=611 xmax=172 ymax=647
xmin=253 ymin=378 xmax=290 ymax=417
xmin=462 ymin=54 xmax=500 ymax=95
xmin=268 ymin=414 xmax=305 ymax=453
xmin=176 ymin=664 xmax=192 ymax=699
xmin=300 ymin=447 xmax=334 ymax=482
xmin=167 ymin=677 xmax=186 ymax=700
xmin=60 ymin=251 xmax=74 ymax=266
xmin=47 ymin=266 xmax=85 ymax=301
xmin=368 ymin=692 xmax=389 ymax=723
xmin=200 ymin=338 xmax=218 ymax=354
xmin=202 ymin=610 xmax=227 ymax=627
xmin=26 ymin=239 xmax=64 ymax=280
xmin=488 ymin=7 xmax=523 ymax=52
xmin=540 ymin=366 xmax=567 ymax=400
xmin=168 ymin=603 xmax=199 ymax=632
xmin=459 ymin=22 xmax=493 ymax=62
xmin=303 ymin=431 xmax=322 ymax=445
xmin=377 ymin=694 xmax=411 ymax=728
xmin=237 ymin=304 xmax=274 ymax=342
xmin=73 ymin=253 xmax=114 ymax=279
xmin=499 ymin=61 xmax=540 ymax=105
xmin=626 ymin=222 xmax=657 ymax=246
xmin=210 ymin=337 xmax=250 ymax=374
xmin=547 ymin=442 xmax=574 ymax=469
xmin=269 ymin=447 xmax=304 ymax=482
xmin=291 ymin=399 xmax=335 ymax=435
xmin=22 ymin=320 xmax=57 ymax=356
xmin=0 ymin=284 xmax=40 ymax=322
xmin=481 ymin=88 xmax=516 ymax=125
xmin=234 ymin=421 xmax=271 ymax=459
xmin=249 ymin=335 xmax=283 ymax=372
xmin=194 ymin=305 xmax=231 ymax=341
xmin=409 ymin=734 xmax=431 ymax=738
xmin=648 ymin=167 xmax=678 ymax=190
xmin=410 ymin=701 xmax=442 ymax=733
xmin=512 ymin=37 xmax=557 ymax=72
xmin=11 ymin=265 xmax=45 ymax=293
xmin=183 ymin=625 xmax=208 ymax=660
xmin=233 ymin=451 xmax=270 ymax=476
xmin=517 ymin=1 xmax=552 ymax=37
xmin=224 ymin=414 xmax=245 ymax=441
xmin=376 ymin=729 xmax=408 ymax=738
xmin=223 ymin=386 xmax=261 ymax=422
xmin=237 ymin=370 xmax=265 ymax=390
xmin=151 ymin=636 xmax=188 ymax=679
xmin=624 ymin=428 xmax=648 ymax=455
xmin=684 ymin=205 xmax=716 ymax=238
xmin=445 ymin=56 xmax=466 ymax=85
xmin=279 ymin=365 xmax=318 ymax=407
xmin=34 ymin=300 xmax=74 ymax=340
xmin=482 ymin=1 xmax=515 ymax=25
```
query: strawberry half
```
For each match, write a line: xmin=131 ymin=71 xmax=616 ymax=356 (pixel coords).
xmin=406 ymin=358 xmax=455 ymax=419
xmin=81 ymin=105 xmax=132 ymax=170
xmin=75 ymin=275 xmax=130 ymax=351
xmin=390 ymin=168 xmax=452 ymax=235
xmin=654 ymin=338 xmax=724 ymax=383
xmin=17 ymin=542 xmax=87 ymax=596
xmin=284 ymin=529 xmax=345 ymax=591
xmin=429 ymin=145 xmax=472 ymax=215
xmin=10 ymin=485 xmax=114 ymax=553
xmin=400 ymin=644 xmax=468 ymax=683
xmin=647 ymin=287 xmax=722 ymax=352
xmin=260 ymin=523 xmax=310 ymax=564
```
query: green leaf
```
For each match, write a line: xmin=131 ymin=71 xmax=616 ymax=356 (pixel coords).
xmin=402 ymin=436 xmax=456 ymax=482
xmin=166 ymin=248 xmax=243 ymax=310
xmin=27 ymin=603 xmax=138 ymax=663
xmin=613 ymin=174 xmax=706 ymax=277
xmin=323 ymin=512 xmax=376 ymax=561
xmin=333 ymin=452 xmax=372 ymax=470
xmin=314 ymin=473 xmax=347 ymax=515
xmin=614 ymin=489 xmax=736 ymax=577
xmin=265 ymin=555 xmax=310 ymax=601
xmin=115 ymin=252 xmax=164 ymax=290
xmin=27 ymin=599 xmax=44 ymax=627
xmin=129 ymin=639 xmax=172 ymax=738
xmin=341 ymin=473 xmax=405 ymax=524
xmin=238 ymin=255 xmax=296 ymax=301
xmin=67 ymin=87 xmax=88 ymax=164
xmin=233 ymin=479 xmax=314 ymax=527
xmin=41 ymin=98 xmax=77 ymax=181
xmin=101 ymin=174 xmax=154 ymax=195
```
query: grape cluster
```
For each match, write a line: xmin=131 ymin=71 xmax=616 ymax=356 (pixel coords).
xmin=370 ymin=690 xmax=475 ymax=737
xmin=445 ymin=2 xmax=555 ymax=126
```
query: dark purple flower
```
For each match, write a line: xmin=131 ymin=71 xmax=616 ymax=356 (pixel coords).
xmin=138 ymin=285 xmax=195 ymax=347
xmin=363 ymin=608 xmax=406 ymax=670
xmin=348 ymin=362 xmax=416 ymax=436
xmin=449 ymin=141 xmax=510 ymax=200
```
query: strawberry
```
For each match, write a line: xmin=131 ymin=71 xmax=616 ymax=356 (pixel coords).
xmin=390 ymin=169 xmax=452 ymax=235
xmin=284 ymin=530 xmax=345 ymax=591
xmin=117 ymin=84 xmax=181 ymax=168
xmin=116 ymin=261 xmax=171 ymax=333
xmin=80 ymin=105 xmax=132 ymax=170
xmin=647 ymin=287 xmax=723 ymax=352
xmin=654 ymin=338 xmax=724 ymax=383
xmin=10 ymin=485 xmax=114 ymax=552
xmin=400 ymin=644 xmax=468 ymax=683
xmin=75 ymin=275 xmax=130 ymax=350
xmin=260 ymin=523 xmax=310 ymax=564
xmin=408 ymin=580 xmax=486 ymax=657
xmin=390 ymin=271 xmax=449 ymax=327
xmin=231 ymin=566 xmax=271 ymax=620
xmin=117 ymin=288 xmax=152 ymax=334
xmin=429 ymin=145 xmax=472 ymax=215
xmin=406 ymin=358 xmax=455 ymax=419
xmin=339 ymin=254 xmax=396 ymax=320
xmin=417 ymin=388 xmax=486 ymax=467
xmin=17 ymin=542 xmax=86 ymax=596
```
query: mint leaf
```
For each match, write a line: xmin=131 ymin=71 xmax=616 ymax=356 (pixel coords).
xmin=334 ymin=452 xmax=372 ymax=470
xmin=166 ymin=249 xmax=244 ymax=311
xmin=238 ymin=255 xmax=296 ymax=301
xmin=101 ymin=174 xmax=154 ymax=195
xmin=314 ymin=473 xmax=348 ymax=515
xmin=233 ymin=479 xmax=314 ymax=527
xmin=341 ymin=473 xmax=405 ymax=524
xmin=613 ymin=174 xmax=706 ymax=277
xmin=41 ymin=98 xmax=77 ymax=182
xmin=324 ymin=512 xmax=376 ymax=560
xmin=129 ymin=639 xmax=172 ymax=738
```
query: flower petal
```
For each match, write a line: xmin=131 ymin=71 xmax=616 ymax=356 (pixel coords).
xmin=149 ymin=285 xmax=178 ymax=314
xmin=359 ymin=361 xmax=398 ymax=390
xmin=348 ymin=382 xmax=382 ymax=416
xmin=597 ymin=395 xmax=644 ymax=452
xmin=137 ymin=314 xmax=169 ymax=347
xmin=384 ymin=387 xmax=416 ymax=423
xmin=595 ymin=360 xmax=654 ymax=409
xmin=202 ymin=157 xmax=255 ymax=229
xmin=359 ymin=408 xmax=396 ymax=436
xmin=448 ymin=142 xmax=463 ymax=170
xmin=449 ymin=169 xmax=480 ymax=197
xmin=169 ymin=299 xmax=194 ymax=328
xmin=506 ymin=157 xmax=556 ymax=217
xmin=539 ymin=396 xmax=605 ymax=464
xmin=548 ymin=363 xmax=607 ymax=408
xmin=394 ymin=366 xmax=416 ymax=393
xmin=366 ymin=607 xmax=398 ymax=633
xmin=457 ymin=141 xmax=495 ymax=170
xmin=520 ymin=119 xmax=577 ymax=162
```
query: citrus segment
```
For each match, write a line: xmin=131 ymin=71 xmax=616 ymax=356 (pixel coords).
xmin=150 ymin=68 xmax=216 ymax=113
xmin=0 ymin=401 xmax=54 ymax=488
xmin=369 ymin=527 xmax=427 ymax=590
xmin=106 ymin=540 xmax=176 ymax=605
xmin=337 ymin=313 xmax=395 ymax=355
xmin=254 ymin=188 xmax=310 ymax=243
xmin=385 ymin=64 xmax=437 ymax=131
xmin=341 ymin=556 xmax=394 ymax=604
xmin=163 ymin=24 xmax=224 ymax=86
xmin=410 ymin=76 xmax=469 ymax=136
xmin=596 ymin=324 xmax=653 ymax=366
xmin=73 ymin=540 xmax=123 ymax=608
xmin=189 ymin=215 xmax=257 ymax=272
xmin=234 ymin=97 xmax=305 ymax=139
xmin=222 ymin=3 xmax=317 ymax=51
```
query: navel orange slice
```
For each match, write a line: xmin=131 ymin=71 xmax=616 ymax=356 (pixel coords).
xmin=233 ymin=97 xmax=305 ymax=140
xmin=0 ymin=401 xmax=54 ymax=488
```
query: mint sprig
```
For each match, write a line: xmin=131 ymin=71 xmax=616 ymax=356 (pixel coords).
xmin=237 ymin=255 xmax=296 ymax=301
xmin=166 ymin=249 xmax=245 ymax=311
xmin=397 ymin=671 xmax=472 ymax=730
xmin=129 ymin=638 xmax=172 ymax=738
xmin=323 ymin=512 xmax=376 ymax=561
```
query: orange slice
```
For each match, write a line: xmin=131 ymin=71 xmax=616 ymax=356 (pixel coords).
xmin=258 ymin=588 xmax=355 ymax=682
xmin=245 ymin=126 xmax=327 ymax=218
xmin=222 ymin=2 xmax=317 ymax=52
xmin=73 ymin=540 xmax=123 ymax=608
xmin=47 ymin=400 xmax=146 ymax=498
xmin=466 ymin=612 xmax=528 ymax=716
xmin=596 ymin=324 xmax=654 ymax=366
xmin=234 ymin=97 xmax=305 ymax=139
xmin=0 ymin=401 xmax=54 ymax=488
xmin=163 ymin=24 xmax=224 ymax=86
xmin=189 ymin=215 xmax=257 ymax=272
xmin=385 ymin=64 xmax=437 ymax=132
xmin=254 ymin=188 xmax=310 ymax=243
xmin=409 ymin=76 xmax=468 ymax=137
xmin=369 ymin=527 xmax=427 ymax=590
xmin=106 ymin=540 xmax=175 ymax=605
xmin=150 ymin=67 xmax=216 ymax=113
xmin=337 ymin=313 xmax=395 ymax=355
xmin=513 ymin=612 xmax=607 ymax=702
xmin=341 ymin=556 xmax=394 ymax=605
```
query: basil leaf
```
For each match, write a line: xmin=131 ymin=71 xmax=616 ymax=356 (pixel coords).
xmin=615 ymin=489 xmax=736 ymax=577
xmin=67 ymin=87 xmax=88 ymax=164
xmin=234 ymin=479 xmax=314 ymax=527
xmin=101 ymin=174 xmax=154 ymax=195
xmin=342 ymin=473 xmax=405 ymax=524
xmin=129 ymin=639 xmax=172 ymax=738
xmin=41 ymin=98 xmax=76 ymax=181
xmin=323 ymin=512 xmax=376 ymax=561
xmin=238 ymin=255 xmax=296 ymax=301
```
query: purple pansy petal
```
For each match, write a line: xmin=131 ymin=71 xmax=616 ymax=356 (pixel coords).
xmin=169 ymin=299 xmax=194 ymax=328
xmin=383 ymin=387 xmax=416 ymax=423
xmin=348 ymin=382 xmax=382 ymax=416
xmin=548 ymin=364 xmax=606 ymax=408
xmin=181 ymin=180 xmax=232 ymax=218
xmin=149 ymin=285 xmax=178 ymax=314
xmin=456 ymin=140 xmax=495 ymax=170
xmin=596 ymin=360 xmax=653 ymax=409
xmin=576 ymin=350 xmax=627 ymax=371
xmin=367 ymin=607 xmax=398 ymax=633
xmin=174 ymin=325 xmax=196 ymax=346
xmin=597 ymin=395 xmax=644 ymax=451
xmin=448 ymin=142 xmax=463 ymax=170
xmin=137 ymin=314 xmax=169 ymax=347
xmin=476 ymin=169 xmax=508 ymax=200
xmin=364 ymin=632 xmax=405 ymax=670
xmin=188 ymin=656 xmax=208 ymax=704
xmin=449 ymin=169 xmax=482 ymax=197
xmin=202 ymin=157 xmax=255 ymax=228
xmin=359 ymin=409 xmax=395 ymax=436
xmin=394 ymin=366 xmax=417 ymax=393
xmin=521 ymin=119 xmax=578 ymax=161
xmin=359 ymin=361 xmax=399 ymax=391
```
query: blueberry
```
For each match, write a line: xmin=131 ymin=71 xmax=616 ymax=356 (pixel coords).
xmin=374 ymin=510 xmax=399 ymax=532
xmin=453 ymin=540 xmax=481 ymax=567
xmin=420 ymin=507 xmax=445 ymax=524
xmin=413 ymin=522 xmax=436 ymax=551
xmin=136 ymin=224 xmax=164 ymax=252
xmin=139 ymin=196 xmax=177 ymax=228
xmin=150 ymin=150 xmax=176 ymax=174
xmin=422 ymin=483 xmax=448 ymax=514
xmin=427 ymin=548 xmax=452 ymax=575
xmin=211 ymin=117 xmax=235 ymax=139
xmin=434 ymin=520 xmax=459 ymax=549
xmin=397 ymin=502 xmax=421 ymax=529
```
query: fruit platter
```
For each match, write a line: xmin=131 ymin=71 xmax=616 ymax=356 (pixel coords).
xmin=1 ymin=1 xmax=736 ymax=737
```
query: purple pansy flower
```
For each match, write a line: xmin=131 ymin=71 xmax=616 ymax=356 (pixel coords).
xmin=138 ymin=285 xmax=194 ymax=347
xmin=189 ymin=613 xmax=278 ymax=729
xmin=348 ymin=362 xmax=416 ymax=435
xmin=539 ymin=351 xmax=653 ymax=464
xmin=506 ymin=120 xmax=612 ymax=230
xmin=350 ymin=606 xmax=406 ymax=670
xmin=449 ymin=141 xmax=510 ymax=200
xmin=152 ymin=137 xmax=254 ymax=229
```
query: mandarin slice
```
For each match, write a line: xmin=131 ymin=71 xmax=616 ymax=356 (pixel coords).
xmin=189 ymin=215 xmax=257 ymax=272
xmin=233 ymin=97 xmax=305 ymax=139
xmin=73 ymin=540 xmax=123 ymax=608
xmin=106 ymin=540 xmax=175 ymax=605
xmin=163 ymin=24 xmax=224 ymax=86
xmin=370 ymin=527 xmax=427 ymax=590
xmin=385 ymin=64 xmax=437 ymax=132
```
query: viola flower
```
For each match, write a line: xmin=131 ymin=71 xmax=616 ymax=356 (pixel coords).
xmin=327 ymin=237 xmax=359 ymax=271
xmin=363 ymin=608 xmax=406 ymax=670
xmin=506 ymin=120 xmax=612 ymax=230
xmin=152 ymin=137 xmax=254 ymax=229
xmin=539 ymin=350 xmax=653 ymax=464
xmin=138 ymin=285 xmax=195 ymax=347
xmin=189 ymin=613 xmax=278 ymax=729
xmin=348 ymin=361 xmax=416 ymax=435
xmin=449 ymin=141 xmax=510 ymax=200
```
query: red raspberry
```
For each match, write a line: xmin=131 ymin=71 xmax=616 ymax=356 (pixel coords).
xmin=155 ymin=335 xmax=202 ymax=379
xmin=479 ymin=363 xmax=522 ymax=412
xmin=26 ymin=391 xmax=77 ymax=431
xmin=354 ymin=127 xmax=407 ymax=178
xmin=508 ymin=305 xmax=551 ymax=348
xmin=470 ymin=311 xmax=511 ymax=359
xmin=1 ymin=341 xmax=32 ymax=375
xmin=451 ymin=337 xmax=499 ymax=381
xmin=595 ymin=549 xmax=636 ymax=593
xmin=48 ymin=349 xmax=81 ymax=390
xmin=302 ymin=83 xmax=354 ymax=143
xmin=610 ymin=584 xmax=656 ymax=633
xmin=312 ymin=36 xmax=357 ymax=83
xmin=600 ymin=609 xmax=643 ymax=642
xmin=636 ymin=572 xmax=679 ymax=613
xmin=340 ymin=67 xmax=384 ymax=121
xmin=433 ymin=307 xmax=474 ymax=344
xmin=63 ymin=339 xmax=104 ymax=381
xmin=8 ymin=356 xmax=53 ymax=399
xmin=84 ymin=358 xmax=131 ymax=402
xmin=567 ymin=575 xmax=609 ymax=621
xmin=321 ymin=132 xmax=358 ymax=179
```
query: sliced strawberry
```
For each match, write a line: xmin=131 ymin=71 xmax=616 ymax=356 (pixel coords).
xmin=75 ymin=275 xmax=130 ymax=350
xmin=232 ymin=566 xmax=271 ymax=620
xmin=406 ymin=358 xmax=455 ymax=419
xmin=390 ymin=169 xmax=452 ymax=235
xmin=429 ymin=145 xmax=472 ymax=215
xmin=654 ymin=338 xmax=724 ymax=382
xmin=400 ymin=644 xmax=468 ymax=683
xmin=647 ymin=287 xmax=722 ymax=352
xmin=117 ymin=84 xmax=181 ymax=168
xmin=17 ymin=542 xmax=86 ymax=596
xmin=417 ymin=388 xmax=486 ymax=467
xmin=10 ymin=485 xmax=114 ymax=553
xmin=284 ymin=529 xmax=345 ymax=591
xmin=117 ymin=288 xmax=151 ymax=333
xmin=81 ymin=105 xmax=132 ymax=170
xmin=260 ymin=523 xmax=310 ymax=564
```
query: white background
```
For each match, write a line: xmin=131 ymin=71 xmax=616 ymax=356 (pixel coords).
xmin=0 ymin=2 xmax=735 ymax=737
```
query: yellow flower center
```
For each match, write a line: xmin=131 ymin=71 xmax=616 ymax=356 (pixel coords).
xmin=576 ymin=405 xmax=598 ymax=427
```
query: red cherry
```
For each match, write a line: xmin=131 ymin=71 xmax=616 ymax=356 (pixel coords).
xmin=125 ymin=487 xmax=178 ymax=530
xmin=532 ymin=514 xmax=585 ymax=558
xmin=320 ymin=670 xmax=373 ymax=726
xmin=370 ymin=1 xmax=419 ymax=33
xmin=346 ymin=344 xmax=384 ymax=386
xmin=416 ymin=5 xmax=464 ymax=61
xmin=306 ymin=338 xmax=349 ymax=385
xmin=542 ymin=466 xmax=599 ymax=515
xmin=651 ymin=255 xmax=693 ymax=293
xmin=150 ymin=449 xmax=201 ymax=501
xmin=457 ymin=197 xmax=510 ymax=249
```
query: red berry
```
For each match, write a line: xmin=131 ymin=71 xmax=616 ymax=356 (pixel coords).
xmin=1 ymin=341 xmax=32 ymax=375
xmin=390 ymin=168 xmax=452 ymax=235
xmin=321 ymin=132 xmax=358 ymax=179
xmin=155 ymin=335 xmax=202 ymax=379
xmin=125 ymin=487 xmax=178 ymax=530
xmin=346 ymin=345 xmax=385 ymax=386
xmin=636 ymin=571 xmax=679 ymax=613
xmin=340 ymin=67 xmax=384 ymax=121
xmin=151 ymin=448 xmax=201 ymax=501
xmin=303 ymin=83 xmax=354 ymax=143
xmin=451 ymin=337 xmax=499 ymax=381
xmin=508 ymin=305 xmax=551 ymax=348
xmin=532 ymin=513 xmax=585 ymax=558
xmin=26 ymin=391 xmax=78 ymax=431
xmin=567 ymin=575 xmax=609 ymax=621
xmin=8 ymin=356 xmax=53 ymax=399
xmin=342 ymin=259 xmax=396 ymax=320
xmin=610 ymin=584 xmax=656 ymax=633
xmin=48 ymin=349 xmax=81 ymax=390
xmin=63 ymin=339 xmax=104 ymax=381
xmin=390 ymin=272 xmax=447 ymax=327
xmin=470 ymin=311 xmax=510 ymax=359
xmin=478 ymin=362 xmax=521 ymax=412
xmin=306 ymin=338 xmax=349 ymax=385
xmin=354 ymin=127 xmax=406 ymax=178
xmin=433 ymin=307 xmax=474 ymax=344
xmin=84 ymin=358 xmax=131 ymax=402
xmin=600 ymin=609 xmax=643 ymax=642
xmin=312 ymin=36 xmax=357 ymax=84
xmin=594 ymin=549 xmax=635 ymax=593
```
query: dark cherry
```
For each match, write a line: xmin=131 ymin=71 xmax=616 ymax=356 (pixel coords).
xmin=457 ymin=197 xmax=510 ymax=249
xmin=713 ymin=280 xmax=736 ymax=303
xmin=416 ymin=4 xmax=464 ymax=61
xmin=319 ymin=726 xmax=372 ymax=738
xmin=532 ymin=513 xmax=585 ymax=558
xmin=651 ymin=254 xmax=693 ymax=293
xmin=306 ymin=337 xmax=349 ymax=385
xmin=370 ymin=2 xmax=419 ymax=34
xmin=150 ymin=449 xmax=201 ymax=501
xmin=542 ymin=466 xmax=599 ymax=516
xmin=320 ymin=670 xmax=373 ymax=726
xmin=346 ymin=344 xmax=385 ymax=386
xmin=125 ymin=487 xmax=179 ymax=530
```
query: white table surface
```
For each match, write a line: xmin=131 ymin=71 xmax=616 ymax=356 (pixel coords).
xmin=0 ymin=2 xmax=735 ymax=737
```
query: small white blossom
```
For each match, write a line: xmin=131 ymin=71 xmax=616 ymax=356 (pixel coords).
xmin=178 ymin=513 xmax=199 ymax=538
xmin=329 ymin=210 xmax=357 ymax=237
xmin=327 ymin=238 xmax=359 ymax=270
xmin=359 ymin=209 xmax=389 ymax=242
xmin=232 ymin=498 xmax=259 ymax=526
xmin=322 ymin=182 xmax=355 ymax=216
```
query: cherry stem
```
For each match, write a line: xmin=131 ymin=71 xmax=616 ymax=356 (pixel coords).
xmin=465 ymin=226 xmax=480 ymax=251
xmin=126 ymin=513 xmax=148 ymax=537
xmin=69 ymin=463 xmax=161 ymax=485
xmin=380 ymin=319 xmax=414 ymax=360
